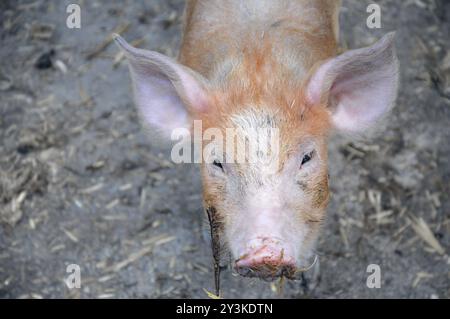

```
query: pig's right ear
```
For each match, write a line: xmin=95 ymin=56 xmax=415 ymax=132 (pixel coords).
xmin=114 ymin=35 xmax=210 ymax=137
xmin=306 ymin=32 xmax=399 ymax=134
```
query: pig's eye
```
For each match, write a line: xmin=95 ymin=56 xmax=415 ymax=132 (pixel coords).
xmin=213 ymin=160 xmax=224 ymax=171
xmin=301 ymin=151 xmax=314 ymax=166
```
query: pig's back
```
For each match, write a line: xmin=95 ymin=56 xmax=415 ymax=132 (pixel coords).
xmin=179 ymin=0 xmax=340 ymax=79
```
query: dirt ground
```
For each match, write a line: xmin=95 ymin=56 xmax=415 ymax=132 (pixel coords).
xmin=0 ymin=0 xmax=449 ymax=299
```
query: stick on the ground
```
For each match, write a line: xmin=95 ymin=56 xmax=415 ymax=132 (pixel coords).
xmin=206 ymin=207 xmax=221 ymax=297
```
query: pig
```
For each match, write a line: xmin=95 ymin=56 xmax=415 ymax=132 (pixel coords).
xmin=114 ymin=0 xmax=399 ymax=288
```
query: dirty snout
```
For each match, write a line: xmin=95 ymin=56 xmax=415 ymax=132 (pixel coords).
xmin=234 ymin=237 xmax=298 ymax=281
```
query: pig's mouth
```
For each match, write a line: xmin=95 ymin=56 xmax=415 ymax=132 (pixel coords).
xmin=234 ymin=255 xmax=318 ymax=281
xmin=233 ymin=239 xmax=318 ymax=281
xmin=234 ymin=258 xmax=298 ymax=281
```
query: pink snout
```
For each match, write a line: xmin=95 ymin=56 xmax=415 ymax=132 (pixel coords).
xmin=234 ymin=237 xmax=296 ymax=281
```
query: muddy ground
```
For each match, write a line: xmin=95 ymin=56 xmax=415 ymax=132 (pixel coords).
xmin=0 ymin=0 xmax=449 ymax=299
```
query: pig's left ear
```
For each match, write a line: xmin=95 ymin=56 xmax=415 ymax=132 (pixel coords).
xmin=306 ymin=32 xmax=399 ymax=133
xmin=113 ymin=35 xmax=210 ymax=137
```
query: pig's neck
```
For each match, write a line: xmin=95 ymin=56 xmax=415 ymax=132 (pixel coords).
xmin=179 ymin=0 xmax=339 ymax=83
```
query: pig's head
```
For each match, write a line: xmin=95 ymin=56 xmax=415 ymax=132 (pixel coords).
xmin=115 ymin=33 xmax=399 ymax=281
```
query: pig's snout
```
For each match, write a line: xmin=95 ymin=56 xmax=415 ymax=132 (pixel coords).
xmin=234 ymin=237 xmax=296 ymax=281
